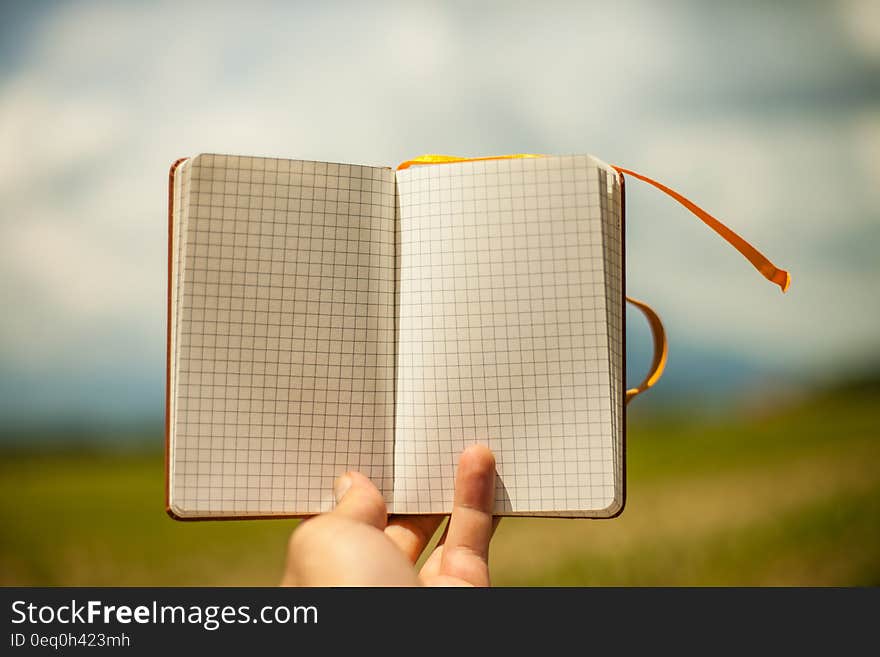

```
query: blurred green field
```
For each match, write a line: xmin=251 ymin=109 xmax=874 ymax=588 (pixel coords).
xmin=1 ymin=389 xmax=878 ymax=586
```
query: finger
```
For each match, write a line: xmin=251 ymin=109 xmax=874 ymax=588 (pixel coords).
xmin=283 ymin=514 xmax=420 ymax=587
xmin=419 ymin=518 xmax=451 ymax=581
xmin=435 ymin=515 xmax=501 ymax=548
xmin=422 ymin=516 xmax=500 ymax=581
xmin=384 ymin=515 xmax=444 ymax=563
xmin=439 ymin=444 xmax=497 ymax=586
xmin=419 ymin=542 xmax=444 ymax=581
xmin=330 ymin=471 xmax=387 ymax=529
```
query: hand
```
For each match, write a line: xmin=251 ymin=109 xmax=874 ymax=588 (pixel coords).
xmin=281 ymin=444 xmax=497 ymax=586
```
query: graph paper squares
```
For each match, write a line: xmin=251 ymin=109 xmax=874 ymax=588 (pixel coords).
xmin=170 ymin=155 xmax=397 ymax=516
xmin=168 ymin=154 xmax=624 ymax=517
xmin=394 ymin=156 xmax=623 ymax=515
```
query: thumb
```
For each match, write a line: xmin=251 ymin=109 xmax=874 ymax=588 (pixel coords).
xmin=330 ymin=471 xmax=388 ymax=529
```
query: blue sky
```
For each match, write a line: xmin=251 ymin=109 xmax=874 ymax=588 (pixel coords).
xmin=1 ymin=0 xmax=878 ymax=427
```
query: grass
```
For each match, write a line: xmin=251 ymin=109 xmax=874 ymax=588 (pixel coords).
xmin=0 ymin=390 xmax=877 ymax=586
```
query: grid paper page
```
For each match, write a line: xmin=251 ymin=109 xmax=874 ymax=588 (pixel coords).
xmin=393 ymin=155 xmax=622 ymax=515
xmin=169 ymin=154 xmax=397 ymax=517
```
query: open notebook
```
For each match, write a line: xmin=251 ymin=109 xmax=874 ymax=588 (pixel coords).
xmin=167 ymin=153 xmax=626 ymax=518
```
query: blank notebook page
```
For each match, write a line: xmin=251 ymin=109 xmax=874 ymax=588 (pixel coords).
xmin=393 ymin=155 xmax=624 ymax=516
xmin=169 ymin=155 xmax=397 ymax=517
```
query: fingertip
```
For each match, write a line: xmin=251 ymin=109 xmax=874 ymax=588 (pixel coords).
xmin=455 ymin=444 xmax=496 ymax=511
xmin=331 ymin=470 xmax=387 ymax=529
xmin=343 ymin=470 xmax=382 ymax=493
xmin=333 ymin=473 xmax=353 ymax=503
xmin=459 ymin=444 xmax=496 ymax=478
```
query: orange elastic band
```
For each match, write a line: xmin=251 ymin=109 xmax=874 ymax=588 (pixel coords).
xmin=625 ymin=297 xmax=667 ymax=404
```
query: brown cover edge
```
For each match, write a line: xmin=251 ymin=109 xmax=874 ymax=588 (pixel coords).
xmin=166 ymin=158 xmax=188 ymax=520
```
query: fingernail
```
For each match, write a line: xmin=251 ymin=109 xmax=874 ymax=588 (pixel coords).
xmin=333 ymin=474 xmax=352 ymax=503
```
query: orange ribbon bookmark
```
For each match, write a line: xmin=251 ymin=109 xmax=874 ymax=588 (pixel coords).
xmin=398 ymin=154 xmax=791 ymax=293
xmin=397 ymin=153 xmax=545 ymax=170
xmin=611 ymin=166 xmax=790 ymax=293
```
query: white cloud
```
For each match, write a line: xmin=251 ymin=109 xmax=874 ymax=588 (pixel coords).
xmin=838 ymin=0 xmax=880 ymax=61
xmin=0 ymin=0 xmax=877 ymax=394
xmin=852 ymin=110 xmax=880 ymax=203
xmin=623 ymin=114 xmax=880 ymax=365
xmin=0 ymin=78 xmax=125 ymax=202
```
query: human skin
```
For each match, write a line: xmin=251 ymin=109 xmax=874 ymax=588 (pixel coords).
xmin=281 ymin=444 xmax=498 ymax=586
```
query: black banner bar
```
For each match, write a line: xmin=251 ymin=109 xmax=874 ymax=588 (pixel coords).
xmin=1 ymin=588 xmax=875 ymax=653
